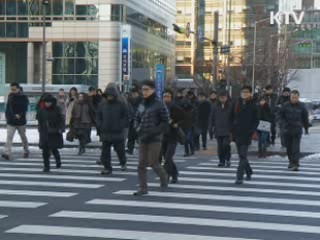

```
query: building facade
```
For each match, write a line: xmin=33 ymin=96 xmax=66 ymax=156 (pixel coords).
xmin=0 ymin=0 xmax=176 ymax=89
xmin=176 ymin=0 xmax=278 ymax=87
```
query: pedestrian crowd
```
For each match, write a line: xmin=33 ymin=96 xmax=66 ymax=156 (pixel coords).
xmin=1 ymin=81 xmax=309 ymax=194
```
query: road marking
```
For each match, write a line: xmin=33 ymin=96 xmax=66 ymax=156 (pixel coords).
xmin=87 ymin=199 xmax=320 ymax=219
xmin=0 ymin=215 xmax=7 ymax=220
xmin=0 ymin=180 xmax=102 ymax=189
xmin=209 ymin=159 xmax=320 ymax=166
xmin=175 ymin=177 xmax=320 ymax=189
xmin=21 ymin=156 xmax=187 ymax=163
xmin=201 ymin=162 xmax=320 ymax=171
xmin=6 ymin=225 xmax=261 ymax=240
xmin=0 ymin=200 xmax=46 ymax=208
xmin=0 ymin=161 xmax=137 ymax=170
xmin=179 ymin=170 xmax=320 ymax=182
xmin=48 ymin=211 xmax=320 ymax=234
xmin=188 ymin=166 xmax=320 ymax=176
xmin=0 ymin=167 xmax=136 ymax=176
xmin=0 ymin=189 xmax=76 ymax=197
xmin=114 ymin=190 xmax=320 ymax=207
xmin=148 ymin=183 xmax=320 ymax=196
xmin=0 ymin=173 xmax=124 ymax=182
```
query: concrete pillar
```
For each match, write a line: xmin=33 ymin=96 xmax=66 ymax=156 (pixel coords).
xmin=27 ymin=42 xmax=34 ymax=84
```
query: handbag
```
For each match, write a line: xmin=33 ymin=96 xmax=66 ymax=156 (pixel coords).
xmin=66 ymin=129 xmax=75 ymax=142
xmin=257 ymin=120 xmax=271 ymax=132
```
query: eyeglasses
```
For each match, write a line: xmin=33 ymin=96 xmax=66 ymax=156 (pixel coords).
xmin=141 ymin=88 xmax=152 ymax=92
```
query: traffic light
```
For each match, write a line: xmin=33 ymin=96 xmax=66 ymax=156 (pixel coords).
xmin=173 ymin=24 xmax=186 ymax=34
xmin=220 ymin=45 xmax=231 ymax=54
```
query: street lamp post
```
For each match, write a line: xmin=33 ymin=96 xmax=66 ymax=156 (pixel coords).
xmin=41 ymin=0 xmax=49 ymax=94
xmin=252 ymin=18 xmax=269 ymax=91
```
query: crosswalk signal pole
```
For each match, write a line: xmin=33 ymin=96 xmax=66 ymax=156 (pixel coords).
xmin=42 ymin=0 xmax=49 ymax=94
xmin=213 ymin=11 xmax=219 ymax=87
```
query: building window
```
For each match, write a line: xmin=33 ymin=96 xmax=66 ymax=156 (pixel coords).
xmin=52 ymin=41 xmax=99 ymax=86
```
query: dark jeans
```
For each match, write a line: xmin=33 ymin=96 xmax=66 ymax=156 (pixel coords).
xmin=127 ymin=124 xmax=137 ymax=153
xmin=217 ymin=136 xmax=231 ymax=164
xmin=258 ymin=131 xmax=270 ymax=155
xmin=280 ymin=127 xmax=287 ymax=147
xmin=236 ymin=144 xmax=252 ymax=181
xmin=271 ymin=120 xmax=276 ymax=143
xmin=42 ymin=148 xmax=61 ymax=170
xmin=183 ymin=128 xmax=194 ymax=155
xmin=195 ymin=127 xmax=208 ymax=149
xmin=100 ymin=140 xmax=127 ymax=171
xmin=209 ymin=125 xmax=215 ymax=140
xmin=285 ymin=133 xmax=302 ymax=167
xmin=160 ymin=141 xmax=178 ymax=180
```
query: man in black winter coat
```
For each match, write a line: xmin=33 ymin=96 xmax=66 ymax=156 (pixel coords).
xmin=196 ymin=92 xmax=211 ymax=150
xmin=277 ymin=87 xmax=291 ymax=148
xmin=211 ymin=91 xmax=233 ymax=167
xmin=133 ymin=80 xmax=169 ymax=196
xmin=233 ymin=86 xmax=259 ymax=185
xmin=97 ymin=85 xmax=129 ymax=175
xmin=279 ymin=90 xmax=309 ymax=171
xmin=2 ymin=83 xmax=30 ymax=160
xmin=209 ymin=90 xmax=217 ymax=140
xmin=160 ymin=89 xmax=185 ymax=183
xmin=264 ymin=85 xmax=278 ymax=145
xmin=126 ymin=89 xmax=142 ymax=154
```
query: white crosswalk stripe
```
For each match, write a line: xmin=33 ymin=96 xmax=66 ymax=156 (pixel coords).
xmin=0 ymin=151 xmax=141 ymax=215
xmin=6 ymin=225 xmax=260 ymax=240
xmin=4 ymin=150 xmax=320 ymax=239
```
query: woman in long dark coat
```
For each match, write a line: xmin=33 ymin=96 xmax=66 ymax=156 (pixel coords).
xmin=71 ymin=92 xmax=95 ymax=155
xmin=36 ymin=94 xmax=64 ymax=173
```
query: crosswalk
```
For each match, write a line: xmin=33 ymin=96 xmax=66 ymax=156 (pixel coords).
xmin=2 ymin=150 xmax=320 ymax=239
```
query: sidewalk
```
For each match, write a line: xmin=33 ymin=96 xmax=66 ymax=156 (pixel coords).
xmin=0 ymin=127 xmax=319 ymax=155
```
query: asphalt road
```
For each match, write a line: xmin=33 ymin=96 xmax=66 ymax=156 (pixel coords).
xmin=0 ymin=146 xmax=320 ymax=240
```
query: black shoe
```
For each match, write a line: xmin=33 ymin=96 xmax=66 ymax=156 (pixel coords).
xmin=96 ymin=160 xmax=102 ymax=165
xmin=160 ymin=184 xmax=168 ymax=192
xmin=218 ymin=163 xmax=225 ymax=167
xmin=289 ymin=166 xmax=299 ymax=171
xmin=78 ymin=147 xmax=85 ymax=156
xmin=171 ymin=178 xmax=178 ymax=184
xmin=1 ymin=154 xmax=10 ymax=160
xmin=288 ymin=163 xmax=293 ymax=169
xmin=24 ymin=151 xmax=30 ymax=159
xmin=226 ymin=161 xmax=231 ymax=167
xmin=125 ymin=149 xmax=133 ymax=155
xmin=121 ymin=164 xmax=127 ymax=171
xmin=184 ymin=153 xmax=190 ymax=157
xmin=235 ymin=180 xmax=243 ymax=185
xmin=133 ymin=190 xmax=148 ymax=196
xmin=101 ymin=169 xmax=112 ymax=175
xmin=56 ymin=162 xmax=61 ymax=169
xmin=246 ymin=174 xmax=252 ymax=181
xmin=203 ymin=147 xmax=207 ymax=150
xmin=43 ymin=168 xmax=50 ymax=173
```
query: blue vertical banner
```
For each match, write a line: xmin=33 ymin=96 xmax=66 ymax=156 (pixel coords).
xmin=121 ymin=25 xmax=132 ymax=93
xmin=156 ymin=64 xmax=165 ymax=98
xmin=0 ymin=52 xmax=6 ymax=110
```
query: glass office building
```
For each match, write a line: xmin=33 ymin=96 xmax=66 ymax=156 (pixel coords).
xmin=176 ymin=0 xmax=278 ymax=84
xmin=0 ymin=0 xmax=176 ymax=88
